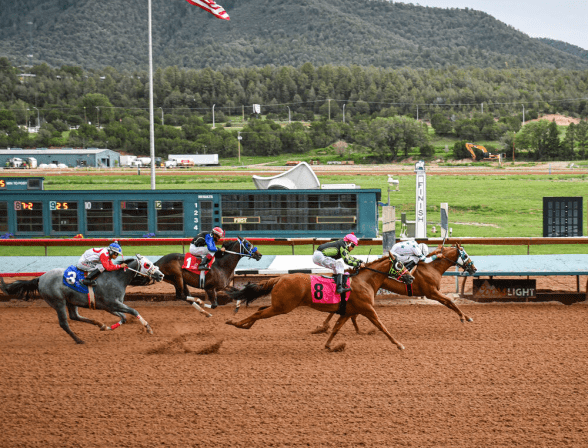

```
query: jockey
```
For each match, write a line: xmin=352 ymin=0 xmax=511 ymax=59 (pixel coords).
xmin=312 ymin=233 xmax=365 ymax=296
xmin=189 ymin=227 xmax=226 ymax=271
xmin=390 ymin=240 xmax=442 ymax=274
xmin=77 ymin=241 xmax=128 ymax=286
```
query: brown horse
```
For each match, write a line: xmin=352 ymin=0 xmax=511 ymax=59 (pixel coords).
xmin=312 ymin=243 xmax=478 ymax=334
xmin=154 ymin=237 xmax=262 ymax=313
xmin=225 ymin=253 xmax=414 ymax=351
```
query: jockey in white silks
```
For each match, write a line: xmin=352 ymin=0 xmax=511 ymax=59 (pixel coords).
xmin=390 ymin=240 xmax=443 ymax=274
xmin=76 ymin=241 xmax=128 ymax=285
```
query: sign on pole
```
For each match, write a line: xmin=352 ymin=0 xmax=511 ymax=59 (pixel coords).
xmin=440 ymin=202 xmax=449 ymax=240
xmin=414 ymin=160 xmax=426 ymax=238
xmin=382 ymin=206 xmax=395 ymax=255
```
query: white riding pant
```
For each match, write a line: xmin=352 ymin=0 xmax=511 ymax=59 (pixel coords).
xmin=392 ymin=253 xmax=419 ymax=266
xmin=76 ymin=261 xmax=106 ymax=273
xmin=189 ymin=244 xmax=214 ymax=258
xmin=312 ymin=251 xmax=346 ymax=275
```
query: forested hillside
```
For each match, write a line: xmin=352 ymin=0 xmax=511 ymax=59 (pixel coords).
xmin=1 ymin=57 xmax=587 ymax=163
xmin=1 ymin=0 xmax=587 ymax=71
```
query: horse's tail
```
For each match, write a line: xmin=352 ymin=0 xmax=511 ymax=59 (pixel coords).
xmin=227 ymin=277 xmax=280 ymax=306
xmin=0 ymin=277 xmax=40 ymax=301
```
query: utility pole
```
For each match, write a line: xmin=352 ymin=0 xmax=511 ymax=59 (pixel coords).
xmin=96 ymin=106 xmax=100 ymax=129
xmin=343 ymin=104 xmax=346 ymax=123
xmin=328 ymin=99 xmax=331 ymax=120
xmin=27 ymin=22 xmax=33 ymax=66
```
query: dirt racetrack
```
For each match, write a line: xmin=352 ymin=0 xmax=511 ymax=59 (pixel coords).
xmin=1 ymin=294 xmax=587 ymax=447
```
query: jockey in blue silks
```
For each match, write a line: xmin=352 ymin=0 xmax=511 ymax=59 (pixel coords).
xmin=189 ymin=227 xmax=226 ymax=271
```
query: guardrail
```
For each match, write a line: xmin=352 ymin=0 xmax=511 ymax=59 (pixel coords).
xmin=0 ymin=236 xmax=587 ymax=255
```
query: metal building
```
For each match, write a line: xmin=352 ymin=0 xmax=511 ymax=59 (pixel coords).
xmin=0 ymin=148 xmax=120 ymax=168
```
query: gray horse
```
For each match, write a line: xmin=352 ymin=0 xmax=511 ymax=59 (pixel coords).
xmin=0 ymin=254 xmax=164 ymax=344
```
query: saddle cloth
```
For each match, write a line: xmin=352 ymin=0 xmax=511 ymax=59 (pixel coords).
xmin=62 ymin=266 xmax=89 ymax=294
xmin=310 ymin=275 xmax=351 ymax=304
xmin=182 ymin=253 xmax=214 ymax=274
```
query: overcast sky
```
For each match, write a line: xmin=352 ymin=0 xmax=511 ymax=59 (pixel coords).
xmin=409 ymin=0 xmax=587 ymax=50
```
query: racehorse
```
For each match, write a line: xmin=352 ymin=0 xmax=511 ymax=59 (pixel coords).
xmin=154 ymin=237 xmax=262 ymax=313
xmin=0 ymin=255 xmax=164 ymax=344
xmin=225 ymin=253 xmax=414 ymax=351
xmin=312 ymin=243 xmax=478 ymax=334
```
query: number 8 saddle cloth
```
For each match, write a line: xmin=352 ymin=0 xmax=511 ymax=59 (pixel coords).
xmin=310 ymin=274 xmax=351 ymax=304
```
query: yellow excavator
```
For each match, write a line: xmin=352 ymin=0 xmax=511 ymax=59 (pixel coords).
xmin=465 ymin=143 xmax=502 ymax=161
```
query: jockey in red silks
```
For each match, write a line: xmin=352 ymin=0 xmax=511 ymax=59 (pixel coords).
xmin=76 ymin=241 xmax=128 ymax=286
xmin=189 ymin=227 xmax=226 ymax=271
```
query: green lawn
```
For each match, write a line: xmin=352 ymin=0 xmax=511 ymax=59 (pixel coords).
xmin=1 ymin=172 xmax=586 ymax=257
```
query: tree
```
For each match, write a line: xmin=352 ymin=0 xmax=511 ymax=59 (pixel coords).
xmin=363 ymin=116 xmax=429 ymax=161
xmin=430 ymin=113 xmax=453 ymax=136
xmin=545 ymin=120 xmax=561 ymax=160
xmin=561 ymin=122 xmax=576 ymax=160
xmin=514 ymin=120 xmax=551 ymax=160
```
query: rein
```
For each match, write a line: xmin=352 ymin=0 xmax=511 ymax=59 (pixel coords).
xmin=362 ymin=258 xmax=410 ymax=282
xmin=223 ymin=238 xmax=258 ymax=258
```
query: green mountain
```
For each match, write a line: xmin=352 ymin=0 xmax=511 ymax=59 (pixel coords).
xmin=1 ymin=0 xmax=587 ymax=71
xmin=538 ymin=38 xmax=588 ymax=61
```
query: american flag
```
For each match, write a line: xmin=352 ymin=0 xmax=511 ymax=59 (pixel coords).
xmin=185 ymin=0 xmax=230 ymax=21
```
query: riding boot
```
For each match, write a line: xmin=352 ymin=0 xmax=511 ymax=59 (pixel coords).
xmin=197 ymin=257 xmax=210 ymax=271
xmin=335 ymin=274 xmax=351 ymax=294
xmin=81 ymin=269 xmax=100 ymax=286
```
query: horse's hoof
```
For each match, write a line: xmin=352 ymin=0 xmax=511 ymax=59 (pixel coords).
xmin=76 ymin=340 xmax=85 ymax=345
xmin=467 ymin=317 xmax=473 ymax=323
xmin=146 ymin=325 xmax=154 ymax=335
xmin=397 ymin=344 xmax=405 ymax=350
xmin=99 ymin=325 xmax=107 ymax=331
xmin=311 ymin=326 xmax=329 ymax=334
xmin=326 ymin=343 xmax=346 ymax=352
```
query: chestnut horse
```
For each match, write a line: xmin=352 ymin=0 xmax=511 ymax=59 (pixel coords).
xmin=312 ymin=243 xmax=477 ymax=334
xmin=225 ymin=253 xmax=414 ymax=351
xmin=153 ymin=237 xmax=262 ymax=313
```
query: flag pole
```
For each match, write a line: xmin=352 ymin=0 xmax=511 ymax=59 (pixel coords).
xmin=148 ymin=0 xmax=156 ymax=190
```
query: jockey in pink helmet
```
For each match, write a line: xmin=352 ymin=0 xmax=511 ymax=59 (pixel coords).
xmin=312 ymin=233 xmax=365 ymax=315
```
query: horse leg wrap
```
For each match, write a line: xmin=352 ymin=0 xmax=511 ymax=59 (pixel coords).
xmin=190 ymin=300 xmax=213 ymax=318
xmin=110 ymin=321 xmax=123 ymax=330
xmin=136 ymin=314 xmax=148 ymax=327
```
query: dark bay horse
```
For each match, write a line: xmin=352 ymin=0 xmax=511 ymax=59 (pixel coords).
xmin=0 ymin=255 xmax=165 ymax=344
xmin=225 ymin=253 xmax=414 ymax=351
xmin=154 ymin=237 xmax=262 ymax=314
xmin=312 ymin=243 xmax=478 ymax=334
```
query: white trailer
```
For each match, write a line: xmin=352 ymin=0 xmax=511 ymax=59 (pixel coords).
xmin=119 ymin=155 xmax=137 ymax=167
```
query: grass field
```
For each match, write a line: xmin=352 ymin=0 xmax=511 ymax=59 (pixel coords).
xmin=1 ymin=171 xmax=585 ymax=257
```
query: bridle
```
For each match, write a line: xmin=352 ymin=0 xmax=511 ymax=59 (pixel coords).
xmin=126 ymin=255 xmax=163 ymax=280
xmin=222 ymin=237 xmax=259 ymax=259
xmin=440 ymin=246 xmax=476 ymax=274
xmin=360 ymin=254 xmax=411 ymax=282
